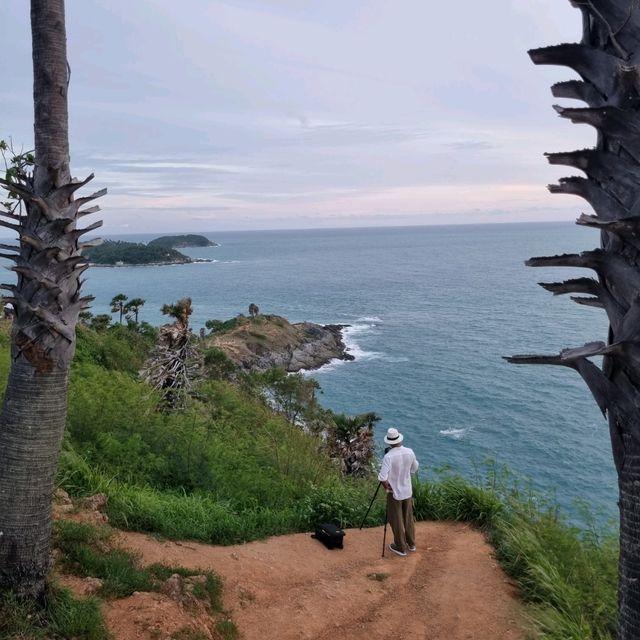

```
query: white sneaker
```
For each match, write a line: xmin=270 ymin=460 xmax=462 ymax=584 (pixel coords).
xmin=408 ymin=545 xmax=416 ymax=552
xmin=389 ymin=543 xmax=407 ymax=557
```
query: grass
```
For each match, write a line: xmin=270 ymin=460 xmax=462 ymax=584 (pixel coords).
xmin=47 ymin=520 xmax=237 ymax=640
xmin=53 ymin=520 xmax=223 ymax=610
xmin=0 ymin=585 xmax=109 ymax=640
xmin=491 ymin=511 xmax=617 ymax=639
xmin=170 ymin=629 xmax=209 ymax=640
xmin=215 ymin=619 xmax=239 ymax=640
xmin=411 ymin=470 xmax=618 ymax=640
xmin=367 ymin=572 xmax=389 ymax=582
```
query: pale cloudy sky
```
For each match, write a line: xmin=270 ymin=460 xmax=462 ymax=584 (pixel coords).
xmin=2 ymin=1 xmax=590 ymax=232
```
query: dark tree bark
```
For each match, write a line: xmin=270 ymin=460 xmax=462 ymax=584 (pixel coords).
xmin=507 ymin=2 xmax=640 ymax=636
xmin=0 ymin=0 xmax=103 ymax=598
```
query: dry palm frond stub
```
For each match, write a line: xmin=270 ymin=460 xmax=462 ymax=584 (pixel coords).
xmin=142 ymin=297 xmax=202 ymax=410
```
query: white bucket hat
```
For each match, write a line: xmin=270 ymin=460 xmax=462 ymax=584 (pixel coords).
xmin=384 ymin=427 xmax=403 ymax=445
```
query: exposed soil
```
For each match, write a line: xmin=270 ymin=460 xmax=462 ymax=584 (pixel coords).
xmin=105 ymin=521 xmax=526 ymax=640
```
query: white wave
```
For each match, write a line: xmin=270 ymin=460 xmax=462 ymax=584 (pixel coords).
xmin=303 ymin=357 xmax=345 ymax=375
xmin=342 ymin=324 xmax=382 ymax=361
xmin=379 ymin=355 xmax=409 ymax=363
xmin=356 ymin=315 xmax=383 ymax=323
xmin=300 ymin=320 xmax=381 ymax=375
xmin=439 ymin=427 xmax=472 ymax=440
xmin=343 ymin=322 xmax=375 ymax=337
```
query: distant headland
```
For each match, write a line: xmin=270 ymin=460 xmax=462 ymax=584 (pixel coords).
xmin=85 ymin=234 xmax=217 ymax=266
xmin=208 ymin=313 xmax=354 ymax=372
xmin=147 ymin=234 xmax=218 ymax=249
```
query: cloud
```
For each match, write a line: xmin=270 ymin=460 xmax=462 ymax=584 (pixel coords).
xmin=1 ymin=0 xmax=583 ymax=232
xmin=113 ymin=161 xmax=269 ymax=174
xmin=447 ymin=140 xmax=495 ymax=151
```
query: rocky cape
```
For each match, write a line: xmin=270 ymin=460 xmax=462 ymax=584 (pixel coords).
xmin=210 ymin=314 xmax=354 ymax=372
xmin=84 ymin=239 xmax=214 ymax=266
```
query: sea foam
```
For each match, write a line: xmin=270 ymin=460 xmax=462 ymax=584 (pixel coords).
xmin=305 ymin=317 xmax=383 ymax=375
xmin=439 ymin=427 xmax=472 ymax=440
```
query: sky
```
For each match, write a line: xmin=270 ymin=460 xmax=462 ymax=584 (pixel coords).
xmin=1 ymin=1 xmax=592 ymax=232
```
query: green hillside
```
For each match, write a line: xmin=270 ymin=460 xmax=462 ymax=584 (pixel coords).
xmin=85 ymin=240 xmax=192 ymax=265
xmin=147 ymin=234 xmax=217 ymax=249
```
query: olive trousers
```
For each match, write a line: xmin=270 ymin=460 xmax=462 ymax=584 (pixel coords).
xmin=386 ymin=493 xmax=415 ymax=553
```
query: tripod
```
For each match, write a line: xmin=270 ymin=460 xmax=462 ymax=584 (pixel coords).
xmin=359 ymin=481 xmax=390 ymax=558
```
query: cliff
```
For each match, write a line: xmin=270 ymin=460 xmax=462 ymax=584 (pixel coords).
xmin=209 ymin=314 xmax=354 ymax=372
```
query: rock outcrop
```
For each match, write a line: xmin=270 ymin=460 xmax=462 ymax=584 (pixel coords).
xmin=210 ymin=315 xmax=354 ymax=373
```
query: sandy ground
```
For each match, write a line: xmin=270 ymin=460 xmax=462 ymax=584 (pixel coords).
xmin=105 ymin=521 xmax=526 ymax=640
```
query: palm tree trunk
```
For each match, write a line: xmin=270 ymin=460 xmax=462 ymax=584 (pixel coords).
xmin=31 ymin=0 xmax=70 ymax=193
xmin=0 ymin=0 xmax=103 ymax=598
xmin=0 ymin=364 xmax=68 ymax=597
xmin=506 ymin=2 xmax=640 ymax=636
xmin=619 ymin=431 xmax=640 ymax=633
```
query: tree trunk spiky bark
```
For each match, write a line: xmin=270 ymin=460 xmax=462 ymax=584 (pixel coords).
xmin=506 ymin=2 xmax=640 ymax=636
xmin=0 ymin=0 xmax=104 ymax=599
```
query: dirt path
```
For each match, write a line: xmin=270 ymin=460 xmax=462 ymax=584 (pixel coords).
xmin=112 ymin=521 xmax=525 ymax=640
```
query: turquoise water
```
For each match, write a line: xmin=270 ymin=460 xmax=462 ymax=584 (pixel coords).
xmin=82 ymin=223 xmax=616 ymax=522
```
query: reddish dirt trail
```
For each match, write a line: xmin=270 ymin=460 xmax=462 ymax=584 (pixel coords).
xmin=112 ymin=521 xmax=525 ymax=640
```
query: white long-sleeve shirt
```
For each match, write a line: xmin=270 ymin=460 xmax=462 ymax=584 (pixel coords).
xmin=378 ymin=445 xmax=419 ymax=500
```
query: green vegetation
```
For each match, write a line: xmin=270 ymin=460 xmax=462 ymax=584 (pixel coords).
xmin=205 ymin=315 xmax=248 ymax=335
xmin=85 ymin=240 xmax=192 ymax=265
xmin=0 ymin=515 xmax=229 ymax=640
xmin=148 ymin=234 xmax=216 ymax=249
xmin=0 ymin=585 xmax=108 ymax=640
xmin=367 ymin=572 xmax=389 ymax=582
xmin=53 ymin=520 xmax=222 ymax=606
xmin=170 ymin=629 xmax=209 ymax=640
xmin=74 ymin=322 xmax=156 ymax=374
xmin=108 ymin=293 xmax=146 ymax=325
xmin=214 ymin=619 xmax=239 ymax=640
xmin=412 ymin=473 xmax=617 ymax=639
xmin=203 ymin=347 xmax=238 ymax=380
xmin=0 ymin=316 xmax=616 ymax=639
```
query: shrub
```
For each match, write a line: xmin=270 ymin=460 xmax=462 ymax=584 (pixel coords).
xmin=203 ymin=347 xmax=238 ymax=380
xmin=75 ymin=323 xmax=154 ymax=373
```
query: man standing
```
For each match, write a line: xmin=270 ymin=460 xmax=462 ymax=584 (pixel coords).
xmin=378 ymin=427 xmax=419 ymax=557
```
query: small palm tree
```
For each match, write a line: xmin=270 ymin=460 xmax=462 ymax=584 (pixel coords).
xmin=124 ymin=297 xmax=145 ymax=324
xmin=110 ymin=293 xmax=128 ymax=324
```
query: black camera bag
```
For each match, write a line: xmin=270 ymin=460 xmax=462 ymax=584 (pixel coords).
xmin=312 ymin=522 xmax=345 ymax=549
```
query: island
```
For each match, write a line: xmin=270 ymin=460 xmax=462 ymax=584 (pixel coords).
xmin=207 ymin=313 xmax=354 ymax=372
xmin=147 ymin=234 xmax=218 ymax=249
xmin=84 ymin=240 xmax=211 ymax=266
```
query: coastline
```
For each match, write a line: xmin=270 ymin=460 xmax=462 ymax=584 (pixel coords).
xmin=210 ymin=316 xmax=355 ymax=373
xmin=89 ymin=258 xmax=213 ymax=267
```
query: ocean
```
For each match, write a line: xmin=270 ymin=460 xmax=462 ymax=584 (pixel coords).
xmin=81 ymin=222 xmax=616 ymax=524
